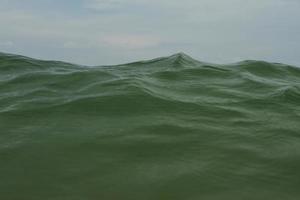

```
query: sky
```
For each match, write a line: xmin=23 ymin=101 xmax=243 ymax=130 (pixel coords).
xmin=0 ymin=0 xmax=299 ymax=66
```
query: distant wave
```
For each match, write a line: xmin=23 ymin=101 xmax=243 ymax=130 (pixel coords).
xmin=1 ymin=52 xmax=299 ymax=113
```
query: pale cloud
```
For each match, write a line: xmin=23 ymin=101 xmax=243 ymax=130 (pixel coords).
xmin=101 ymin=35 xmax=160 ymax=49
xmin=63 ymin=41 xmax=81 ymax=49
xmin=0 ymin=10 xmax=161 ymax=50
xmin=85 ymin=0 xmax=299 ymax=12
xmin=0 ymin=41 xmax=14 ymax=47
xmin=85 ymin=0 xmax=125 ymax=10
xmin=62 ymin=35 xmax=160 ymax=49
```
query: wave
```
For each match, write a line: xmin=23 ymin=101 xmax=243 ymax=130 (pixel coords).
xmin=1 ymin=52 xmax=299 ymax=113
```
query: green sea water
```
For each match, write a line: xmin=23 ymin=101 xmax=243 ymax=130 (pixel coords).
xmin=0 ymin=52 xmax=300 ymax=200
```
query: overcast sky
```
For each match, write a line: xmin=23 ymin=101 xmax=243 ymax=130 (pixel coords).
xmin=0 ymin=0 xmax=299 ymax=66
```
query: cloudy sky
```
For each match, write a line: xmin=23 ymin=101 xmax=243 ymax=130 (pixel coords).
xmin=0 ymin=0 xmax=299 ymax=66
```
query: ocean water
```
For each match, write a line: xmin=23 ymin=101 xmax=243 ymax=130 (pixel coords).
xmin=0 ymin=52 xmax=300 ymax=200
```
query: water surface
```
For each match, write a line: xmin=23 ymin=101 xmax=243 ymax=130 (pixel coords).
xmin=1 ymin=52 xmax=300 ymax=199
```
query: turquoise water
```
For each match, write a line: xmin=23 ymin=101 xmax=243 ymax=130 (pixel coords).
xmin=0 ymin=52 xmax=300 ymax=199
